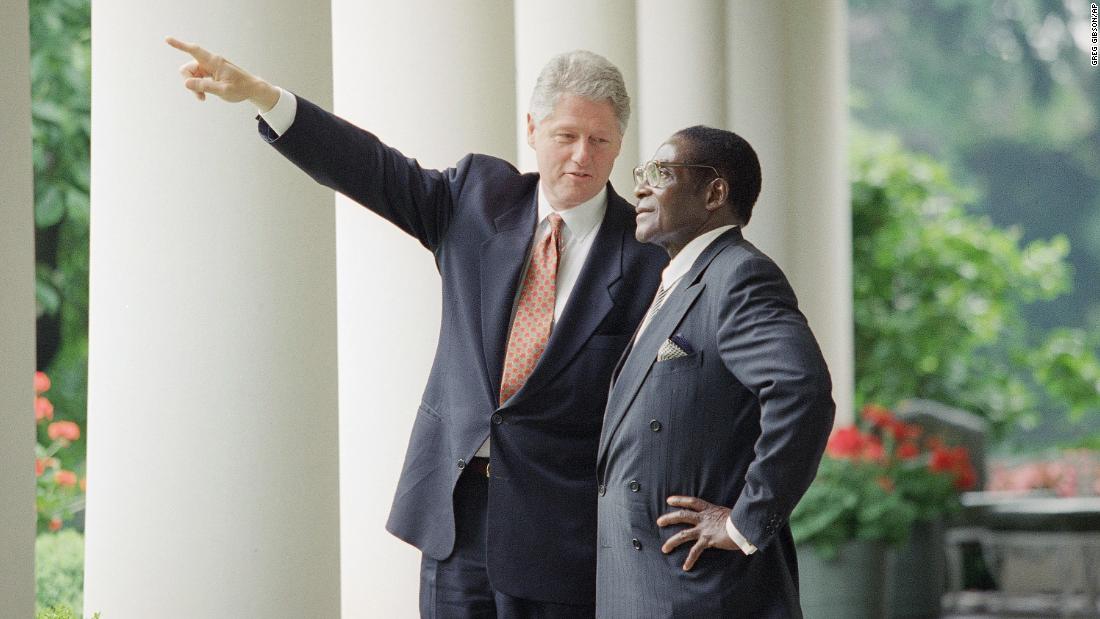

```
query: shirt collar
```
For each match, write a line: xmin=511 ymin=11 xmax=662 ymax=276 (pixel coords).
xmin=536 ymin=185 xmax=607 ymax=240
xmin=661 ymin=225 xmax=738 ymax=288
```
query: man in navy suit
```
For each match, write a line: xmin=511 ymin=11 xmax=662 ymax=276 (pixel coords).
xmin=596 ymin=126 xmax=835 ymax=618
xmin=168 ymin=38 xmax=665 ymax=617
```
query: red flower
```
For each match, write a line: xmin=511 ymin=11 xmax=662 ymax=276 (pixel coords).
xmin=861 ymin=404 xmax=894 ymax=428
xmin=862 ymin=435 xmax=886 ymax=463
xmin=35 ymin=396 xmax=54 ymax=422
xmin=891 ymin=422 xmax=922 ymax=442
xmin=930 ymin=444 xmax=977 ymax=491
xmin=897 ymin=441 xmax=920 ymax=460
xmin=47 ymin=420 xmax=80 ymax=442
xmin=876 ymin=476 xmax=895 ymax=492
xmin=48 ymin=517 xmax=62 ymax=532
xmin=826 ymin=426 xmax=864 ymax=459
xmin=34 ymin=371 xmax=51 ymax=394
xmin=54 ymin=470 xmax=77 ymax=488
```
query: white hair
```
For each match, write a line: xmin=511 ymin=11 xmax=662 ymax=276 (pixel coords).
xmin=529 ymin=50 xmax=630 ymax=135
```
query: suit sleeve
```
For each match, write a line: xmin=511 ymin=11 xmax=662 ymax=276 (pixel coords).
xmin=717 ymin=255 xmax=835 ymax=550
xmin=257 ymin=94 xmax=470 ymax=252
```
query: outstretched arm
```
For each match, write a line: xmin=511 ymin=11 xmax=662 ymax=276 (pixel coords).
xmin=165 ymin=37 xmax=279 ymax=111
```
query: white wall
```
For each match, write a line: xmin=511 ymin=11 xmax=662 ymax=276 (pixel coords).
xmin=0 ymin=0 xmax=37 ymax=616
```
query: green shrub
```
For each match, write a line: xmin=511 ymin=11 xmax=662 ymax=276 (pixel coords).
xmin=36 ymin=530 xmax=84 ymax=615
xmin=852 ymin=130 xmax=1100 ymax=436
xmin=36 ymin=606 xmax=98 ymax=619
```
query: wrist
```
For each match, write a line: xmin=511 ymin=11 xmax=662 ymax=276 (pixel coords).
xmin=248 ymin=79 xmax=279 ymax=113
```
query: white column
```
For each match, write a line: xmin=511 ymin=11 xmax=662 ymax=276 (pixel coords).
xmin=0 ymin=1 xmax=36 ymax=616
xmin=331 ymin=2 xmax=516 ymax=616
xmin=727 ymin=0 xmax=853 ymax=424
xmin=515 ymin=0 xmax=639 ymax=199
xmin=635 ymin=0 xmax=726 ymax=156
xmin=84 ymin=2 xmax=340 ymax=617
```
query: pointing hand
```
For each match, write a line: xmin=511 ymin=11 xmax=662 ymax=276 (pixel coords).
xmin=165 ymin=37 xmax=278 ymax=110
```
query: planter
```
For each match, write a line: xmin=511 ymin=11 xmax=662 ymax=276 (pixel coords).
xmin=887 ymin=518 xmax=946 ymax=618
xmin=798 ymin=540 xmax=889 ymax=619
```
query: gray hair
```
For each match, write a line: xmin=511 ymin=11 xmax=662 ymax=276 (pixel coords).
xmin=529 ymin=50 xmax=631 ymax=135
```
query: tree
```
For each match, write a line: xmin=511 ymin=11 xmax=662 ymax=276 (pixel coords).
xmin=852 ymin=130 xmax=1100 ymax=439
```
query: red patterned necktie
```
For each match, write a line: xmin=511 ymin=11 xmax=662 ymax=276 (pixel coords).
xmin=499 ymin=213 xmax=564 ymax=404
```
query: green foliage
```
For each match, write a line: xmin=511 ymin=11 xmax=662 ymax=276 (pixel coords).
xmin=37 ymin=607 xmax=99 ymax=619
xmin=31 ymin=0 xmax=91 ymax=472
xmin=35 ymin=530 xmax=85 ymax=615
xmin=791 ymin=457 xmax=916 ymax=560
xmin=852 ymin=130 xmax=1100 ymax=436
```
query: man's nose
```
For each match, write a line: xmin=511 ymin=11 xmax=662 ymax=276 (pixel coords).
xmin=634 ymin=181 xmax=651 ymax=200
xmin=571 ymin=141 xmax=592 ymax=166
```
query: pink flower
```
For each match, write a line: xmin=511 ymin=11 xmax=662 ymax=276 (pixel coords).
xmin=54 ymin=470 xmax=77 ymax=488
xmin=35 ymin=457 xmax=58 ymax=477
xmin=47 ymin=421 xmax=80 ymax=442
xmin=34 ymin=371 xmax=51 ymax=394
xmin=35 ymin=396 xmax=54 ymax=422
xmin=48 ymin=517 xmax=62 ymax=532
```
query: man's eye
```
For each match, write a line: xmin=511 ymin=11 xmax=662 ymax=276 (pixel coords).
xmin=555 ymin=133 xmax=576 ymax=142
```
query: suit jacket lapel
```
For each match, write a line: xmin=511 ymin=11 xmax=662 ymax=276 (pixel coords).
xmin=597 ymin=282 xmax=705 ymax=464
xmin=505 ymin=187 xmax=627 ymax=405
xmin=597 ymin=228 xmax=743 ymax=465
xmin=481 ymin=192 xmax=538 ymax=401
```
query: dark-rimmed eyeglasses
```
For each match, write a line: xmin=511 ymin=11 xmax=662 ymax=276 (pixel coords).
xmin=633 ymin=160 xmax=721 ymax=189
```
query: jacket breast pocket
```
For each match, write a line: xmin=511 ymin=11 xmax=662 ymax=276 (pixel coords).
xmin=648 ymin=351 xmax=703 ymax=377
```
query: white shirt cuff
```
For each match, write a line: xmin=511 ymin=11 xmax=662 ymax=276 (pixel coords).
xmin=258 ymin=87 xmax=297 ymax=136
xmin=726 ymin=517 xmax=758 ymax=555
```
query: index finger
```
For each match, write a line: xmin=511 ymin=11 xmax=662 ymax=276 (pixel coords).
xmin=666 ymin=495 xmax=707 ymax=511
xmin=165 ymin=36 xmax=213 ymax=63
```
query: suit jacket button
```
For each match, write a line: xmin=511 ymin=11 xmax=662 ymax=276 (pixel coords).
xmin=457 ymin=459 xmax=466 ymax=469
xmin=491 ymin=413 xmax=503 ymax=425
xmin=631 ymin=538 xmax=642 ymax=551
xmin=649 ymin=419 xmax=662 ymax=432
xmin=628 ymin=480 xmax=641 ymax=492
xmin=598 ymin=484 xmax=607 ymax=496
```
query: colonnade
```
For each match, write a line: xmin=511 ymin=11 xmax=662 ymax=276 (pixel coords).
xmin=0 ymin=2 xmax=850 ymax=617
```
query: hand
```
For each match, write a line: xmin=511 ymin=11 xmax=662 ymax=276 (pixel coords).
xmin=656 ymin=495 xmax=738 ymax=571
xmin=165 ymin=37 xmax=278 ymax=110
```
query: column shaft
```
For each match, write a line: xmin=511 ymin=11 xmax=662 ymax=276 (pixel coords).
xmin=331 ymin=1 xmax=516 ymax=615
xmin=0 ymin=0 xmax=36 ymax=615
xmin=636 ymin=0 xmax=726 ymax=156
xmin=726 ymin=0 xmax=853 ymax=424
xmin=515 ymin=0 xmax=639 ymax=198
xmin=84 ymin=3 xmax=341 ymax=616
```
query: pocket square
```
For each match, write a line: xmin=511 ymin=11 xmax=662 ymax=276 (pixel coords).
xmin=657 ymin=334 xmax=694 ymax=362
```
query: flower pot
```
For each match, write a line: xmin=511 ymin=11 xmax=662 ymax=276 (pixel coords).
xmin=798 ymin=540 xmax=889 ymax=619
xmin=887 ymin=518 xmax=946 ymax=618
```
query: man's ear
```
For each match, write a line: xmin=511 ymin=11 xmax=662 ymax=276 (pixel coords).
xmin=526 ymin=113 xmax=537 ymax=148
xmin=704 ymin=177 xmax=729 ymax=213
